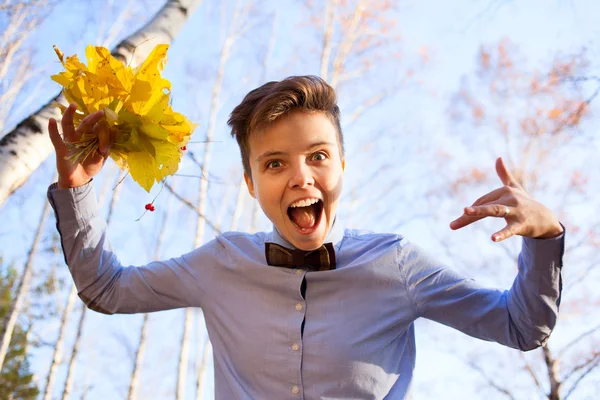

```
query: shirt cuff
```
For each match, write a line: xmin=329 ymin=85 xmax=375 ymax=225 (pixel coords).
xmin=521 ymin=223 xmax=565 ymax=270
xmin=47 ymin=180 xmax=98 ymax=222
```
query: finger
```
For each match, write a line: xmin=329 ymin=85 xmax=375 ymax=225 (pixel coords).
xmin=95 ymin=120 xmax=111 ymax=157
xmin=495 ymin=157 xmax=521 ymax=189
xmin=48 ymin=118 xmax=67 ymax=153
xmin=61 ymin=103 xmax=78 ymax=142
xmin=77 ymin=110 xmax=105 ymax=135
xmin=492 ymin=223 xmax=521 ymax=242
xmin=471 ymin=186 xmax=506 ymax=207
xmin=465 ymin=204 xmax=513 ymax=219
xmin=449 ymin=213 xmax=484 ymax=230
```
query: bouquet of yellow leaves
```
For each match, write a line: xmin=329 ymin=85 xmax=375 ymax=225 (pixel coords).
xmin=51 ymin=44 xmax=196 ymax=192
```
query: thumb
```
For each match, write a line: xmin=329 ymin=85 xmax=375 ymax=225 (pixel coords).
xmin=48 ymin=118 xmax=67 ymax=153
xmin=495 ymin=157 xmax=519 ymax=188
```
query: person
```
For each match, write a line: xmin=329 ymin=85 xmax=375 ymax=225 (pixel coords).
xmin=47 ymin=76 xmax=565 ymax=399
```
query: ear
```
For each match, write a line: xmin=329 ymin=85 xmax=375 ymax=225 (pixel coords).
xmin=244 ymin=171 xmax=255 ymax=198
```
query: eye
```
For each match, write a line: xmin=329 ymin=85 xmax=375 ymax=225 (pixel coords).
xmin=310 ymin=152 xmax=327 ymax=161
xmin=266 ymin=160 xmax=282 ymax=169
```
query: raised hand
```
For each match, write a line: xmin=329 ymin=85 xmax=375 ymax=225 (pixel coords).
xmin=48 ymin=103 xmax=114 ymax=189
xmin=449 ymin=157 xmax=564 ymax=242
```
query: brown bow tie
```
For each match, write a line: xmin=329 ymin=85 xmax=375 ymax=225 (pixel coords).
xmin=265 ymin=242 xmax=336 ymax=271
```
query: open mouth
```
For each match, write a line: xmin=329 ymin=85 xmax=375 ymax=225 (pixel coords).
xmin=287 ymin=199 xmax=323 ymax=233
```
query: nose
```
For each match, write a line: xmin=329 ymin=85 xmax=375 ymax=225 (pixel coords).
xmin=288 ymin=163 xmax=314 ymax=189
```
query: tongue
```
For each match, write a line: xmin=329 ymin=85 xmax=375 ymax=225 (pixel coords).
xmin=290 ymin=205 xmax=317 ymax=229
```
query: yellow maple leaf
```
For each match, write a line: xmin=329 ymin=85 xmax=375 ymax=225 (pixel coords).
xmin=128 ymin=152 xmax=157 ymax=192
xmin=51 ymin=44 xmax=196 ymax=192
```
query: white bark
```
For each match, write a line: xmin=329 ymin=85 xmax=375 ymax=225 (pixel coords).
xmin=0 ymin=0 xmax=204 ymax=208
xmin=178 ymin=308 xmax=194 ymax=400
xmin=195 ymin=336 xmax=212 ymax=400
xmin=248 ymin=10 xmax=278 ymax=234
xmin=127 ymin=313 xmax=150 ymax=400
xmin=229 ymin=178 xmax=245 ymax=231
xmin=0 ymin=175 xmax=53 ymax=370
xmin=195 ymin=172 xmax=246 ymax=399
xmin=178 ymin=1 xmax=244 ymax=398
xmin=42 ymin=284 xmax=78 ymax=400
xmin=128 ymin=180 xmax=175 ymax=400
xmin=61 ymin=304 xmax=86 ymax=400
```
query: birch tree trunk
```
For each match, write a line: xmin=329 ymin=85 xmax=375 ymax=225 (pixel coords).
xmin=0 ymin=0 xmax=203 ymax=208
xmin=60 ymin=302 xmax=86 ymax=400
xmin=248 ymin=10 xmax=277 ymax=234
xmin=194 ymin=178 xmax=246 ymax=399
xmin=127 ymin=313 xmax=150 ymax=400
xmin=177 ymin=1 xmax=245 ymax=398
xmin=0 ymin=174 xmax=54 ymax=371
xmin=127 ymin=181 xmax=177 ymax=400
xmin=42 ymin=284 xmax=78 ymax=400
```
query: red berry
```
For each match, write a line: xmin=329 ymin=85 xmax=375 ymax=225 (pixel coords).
xmin=145 ymin=203 xmax=152 ymax=210
xmin=180 ymin=146 xmax=187 ymax=151
xmin=149 ymin=205 xmax=155 ymax=211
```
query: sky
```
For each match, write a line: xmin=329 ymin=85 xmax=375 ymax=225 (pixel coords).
xmin=1 ymin=0 xmax=600 ymax=399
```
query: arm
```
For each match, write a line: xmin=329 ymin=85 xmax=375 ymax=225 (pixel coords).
xmin=48 ymin=181 xmax=218 ymax=314
xmin=405 ymin=156 xmax=565 ymax=350
xmin=402 ymin=233 xmax=563 ymax=351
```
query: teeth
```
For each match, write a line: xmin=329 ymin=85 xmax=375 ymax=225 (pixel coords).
xmin=290 ymin=198 xmax=320 ymax=208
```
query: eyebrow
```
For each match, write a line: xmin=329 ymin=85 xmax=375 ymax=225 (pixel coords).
xmin=256 ymin=141 xmax=335 ymax=162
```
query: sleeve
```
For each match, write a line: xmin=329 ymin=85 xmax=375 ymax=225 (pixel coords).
xmin=401 ymin=232 xmax=564 ymax=351
xmin=47 ymin=181 xmax=221 ymax=315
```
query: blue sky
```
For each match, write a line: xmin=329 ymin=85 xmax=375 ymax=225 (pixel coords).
xmin=1 ymin=0 xmax=599 ymax=399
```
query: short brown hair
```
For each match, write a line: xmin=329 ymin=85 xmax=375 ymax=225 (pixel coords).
xmin=228 ymin=75 xmax=344 ymax=178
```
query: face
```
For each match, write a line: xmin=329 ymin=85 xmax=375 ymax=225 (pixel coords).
xmin=244 ymin=110 xmax=345 ymax=250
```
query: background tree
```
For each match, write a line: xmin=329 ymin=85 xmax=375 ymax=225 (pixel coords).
xmin=0 ymin=0 xmax=204 ymax=207
xmin=0 ymin=260 xmax=39 ymax=400
xmin=425 ymin=39 xmax=600 ymax=399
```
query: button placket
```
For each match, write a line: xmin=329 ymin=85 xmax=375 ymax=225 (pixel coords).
xmin=290 ymin=271 xmax=305 ymax=398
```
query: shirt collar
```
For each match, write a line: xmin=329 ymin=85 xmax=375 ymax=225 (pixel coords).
xmin=270 ymin=216 xmax=344 ymax=250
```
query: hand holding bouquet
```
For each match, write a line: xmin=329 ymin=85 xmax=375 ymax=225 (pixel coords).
xmin=50 ymin=44 xmax=196 ymax=191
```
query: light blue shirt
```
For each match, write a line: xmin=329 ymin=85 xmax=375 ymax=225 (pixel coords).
xmin=48 ymin=182 xmax=564 ymax=400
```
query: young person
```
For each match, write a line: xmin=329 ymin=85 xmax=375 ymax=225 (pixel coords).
xmin=47 ymin=76 xmax=564 ymax=399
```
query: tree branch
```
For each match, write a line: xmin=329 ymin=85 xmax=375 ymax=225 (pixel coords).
xmin=163 ymin=181 xmax=221 ymax=234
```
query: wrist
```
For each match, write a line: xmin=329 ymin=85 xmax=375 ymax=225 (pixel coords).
xmin=57 ymin=177 xmax=92 ymax=189
xmin=536 ymin=222 xmax=564 ymax=239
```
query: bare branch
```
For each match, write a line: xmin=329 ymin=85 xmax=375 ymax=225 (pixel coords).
xmin=542 ymin=345 xmax=562 ymax=400
xmin=319 ymin=0 xmax=336 ymax=80
xmin=163 ymin=181 xmax=221 ymax=235
xmin=558 ymin=323 xmax=600 ymax=358
xmin=518 ymin=351 xmax=543 ymax=391
xmin=330 ymin=0 xmax=366 ymax=89
xmin=466 ymin=360 xmax=517 ymax=400
xmin=563 ymin=354 xmax=600 ymax=400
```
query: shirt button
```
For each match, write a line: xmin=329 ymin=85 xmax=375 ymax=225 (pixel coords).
xmin=292 ymin=386 xmax=300 ymax=394
xmin=295 ymin=269 xmax=303 ymax=275
xmin=292 ymin=343 xmax=300 ymax=351
xmin=295 ymin=303 xmax=303 ymax=311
